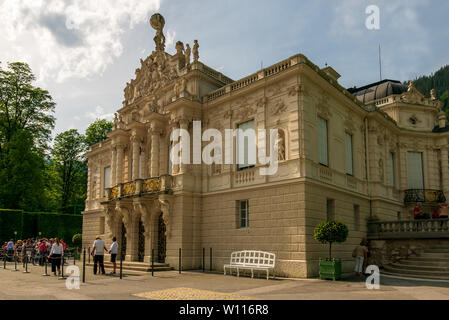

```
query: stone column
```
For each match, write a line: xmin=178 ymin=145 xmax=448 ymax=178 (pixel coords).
xmin=139 ymin=144 xmax=146 ymax=179
xmin=116 ymin=145 xmax=124 ymax=184
xmin=179 ymin=119 xmax=189 ymax=174
xmin=150 ymin=127 xmax=160 ymax=177
xmin=123 ymin=210 xmax=139 ymax=261
xmin=131 ymin=135 xmax=140 ymax=181
xmin=442 ymin=148 xmax=449 ymax=192
xmin=111 ymin=146 xmax=117 ymax=186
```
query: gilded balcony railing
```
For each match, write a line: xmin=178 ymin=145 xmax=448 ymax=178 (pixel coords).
xmin=106 ymin=175 xmax=171 ymax=201
xmin=404 ymin=189 xmax=446 ymax=204
xmin=368 ymin=218 xmax=449 ymax=239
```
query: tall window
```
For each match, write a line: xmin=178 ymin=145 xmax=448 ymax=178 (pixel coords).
xmin=407 ymin=152 xmax=424 ymax=189
xmin=389 ymin=152 xmax=396 ymax=187
xmin=353 ymin=205 xmax=360 ymax=231
xmin=318 ymin=117 xmax=328 ymax=166
xmin=345 ymin=132 xmax=353 ymax=175
xmin=326 ymin=199 xmax=335 ymax=221
xmin=237 ymin=200 xmax=249 ymax=228
xmin=104 ymin=166 xmax=111 ymax=197
xmin=236 ymin=120 xmax=256 ymax=170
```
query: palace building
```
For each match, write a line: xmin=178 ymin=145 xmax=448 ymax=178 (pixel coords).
xmin=82 ymin=13 xmax=448 ymax=277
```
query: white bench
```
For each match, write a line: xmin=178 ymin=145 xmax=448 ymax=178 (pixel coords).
xmin=224 ymin=250 xmax=275 ymax=280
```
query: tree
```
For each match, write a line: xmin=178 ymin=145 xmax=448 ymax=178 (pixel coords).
xmin=0 ymin=130 xmax=45 ymax=211
xmin=85 ymin=119 xmax=113 ymax=147
xmin=314 ymin=220 xmax=349 ymax=261
xmin=0 ymin=62 xmax=55 ymax=152
xmin=51 ymin=129 xmax=87 ymax=213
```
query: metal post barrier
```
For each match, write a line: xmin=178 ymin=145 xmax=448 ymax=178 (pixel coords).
xmin=59 ymin=255 xmax=66 ymax=280
xmin=151 ymin=249 xmax=154 ymax=277
xmin=202 ymin=248 xmax=205 ymax=272
xmin=119 ymin=253 xmax=123 ymax=279
xmin=179 ymin=248 xmax=182 ymax=274
xmin=210 ymin=248 xmax=212 ymax=272
xmin=23 ymin=255 xmax=29 ymax=273
xmin=3 ymin=253 xmax=6 ymax=269
xmin=13 ymin=254 xmax=18 ymax=272
xmin=42 ymin=255 xmax=49 ymax=276
xmin=82 ymin=249 xmax=86 ymax=283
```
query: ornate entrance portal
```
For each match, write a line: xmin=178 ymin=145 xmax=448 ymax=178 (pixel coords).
xmin=138 ymin=220 xmax=145 ymax=262
xmin=158 ymin=213 xmax=166 ymax=263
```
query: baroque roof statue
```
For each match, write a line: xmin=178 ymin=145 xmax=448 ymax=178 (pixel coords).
xmin=150 ymin=13 xmax=166 ymax=52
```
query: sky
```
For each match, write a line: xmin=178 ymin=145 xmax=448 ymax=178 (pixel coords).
xmin=0 ymin=0 xmax=448 ymax=137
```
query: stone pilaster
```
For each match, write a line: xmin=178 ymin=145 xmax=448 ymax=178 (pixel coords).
xmin=150 ymin=126 xmax=161 ymax=177
xmin=441 ymin=148 xmax=449 ymax=193
xmin=111 ymin=146 xmax=117 ymax=186
xmin=116 ymin=145 xmax=124 ymax=184
xmin=179 ymin=119 xmax=190 ymax=174
xmin=131 ymin=135 xmax=140 ymax=180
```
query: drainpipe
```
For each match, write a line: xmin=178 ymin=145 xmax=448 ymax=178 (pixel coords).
xmin=364 ymin=116 xmax=373 ymax=219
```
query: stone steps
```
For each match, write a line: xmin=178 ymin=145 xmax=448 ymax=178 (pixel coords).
xmin=424 ymin=248 xmax=449 ymax=253
xmin=384 ymin=265 xmax=449 ymax=279
xmin=400 ymin=259 xmax=449 ymax=267
xmin=382 ymin=244 xmax=449 ymax=280
xmin=390 ymin=262 xmax=449 ymax=272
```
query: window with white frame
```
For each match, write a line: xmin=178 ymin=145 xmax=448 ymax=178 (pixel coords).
xmin=237 ymin=200 xmax=249 ymax=228
xmin=318 ymin=117 xmax=329 ymax=166
xmin=407 ymin=152 xmax=424 ymax=189
xmin=236 ymin=120 xmax=256 ymax=170
xmin=345 ymin=132 xmax=353 ymax=175
xmin=104 ymin=166 xmax=111 ymax=197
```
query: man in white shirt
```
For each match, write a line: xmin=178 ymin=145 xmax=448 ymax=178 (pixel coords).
xmin=91 ymin=235 xmax=107 ymax=275
xmin=108 ymin=236 xmax=119 ymax=275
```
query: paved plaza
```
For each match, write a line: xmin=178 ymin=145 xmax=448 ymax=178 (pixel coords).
xmin=0 ymin=260 xmax=449 ymax=300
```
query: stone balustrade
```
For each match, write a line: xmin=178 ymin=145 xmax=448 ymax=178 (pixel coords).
xmin=105 ymin=175 xmax=172 ymax=201
xmin=368 ymin=218 xmax=449 ymax=240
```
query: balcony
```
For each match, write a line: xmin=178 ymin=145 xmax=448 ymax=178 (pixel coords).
xmin=404 ymin=189 xmax=446 ymax=204
xmin=105 ymin=175 xmax=172 ymax=201
xmin=368 ymin=218 xmax=449 ymax=240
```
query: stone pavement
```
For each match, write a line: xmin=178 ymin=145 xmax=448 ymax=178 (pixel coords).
xmin=0 ymin=260 xmax=449 ymax=300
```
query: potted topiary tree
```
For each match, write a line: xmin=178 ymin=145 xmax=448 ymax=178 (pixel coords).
xmin=314 ymin=220 xmax=349 ymax=280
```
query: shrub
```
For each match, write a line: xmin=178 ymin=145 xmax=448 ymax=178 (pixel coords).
xmin=72 ymin=233 xmax=82 ymax=247
xmin=314 ymin=220 xmax=349 ymax=260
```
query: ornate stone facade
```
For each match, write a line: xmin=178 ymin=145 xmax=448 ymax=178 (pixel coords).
xmin=82 ymin=14 xmax=449 ymax=277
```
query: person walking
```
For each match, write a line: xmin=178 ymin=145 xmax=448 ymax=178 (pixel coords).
xmin=39 ymin=239 xmax=48 ymax=266
xmin=91 ymin=236 xmax=107 ymax=275
xmin=6 ymin=239 xmax=14 ymax=261
xmin=352 ymin=239 xmax=369 ymax=278
xmin=108 ymin=237 xmax=118 ymax=275
xmin=48 ymin=238 xmax=64 ymax=276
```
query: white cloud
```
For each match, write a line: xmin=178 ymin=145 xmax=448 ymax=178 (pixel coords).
xmin=86 ymin=105 xmax=114 ymax=121
xmin=0 ymin=0 xmax=161 ymax=83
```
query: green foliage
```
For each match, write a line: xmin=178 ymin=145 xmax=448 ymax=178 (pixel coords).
xmin=0 ymin=62 xmax=55 ymax=151
xmin=409 ymin=65 xmax=449 ymax=111
xmin=0 ymin=209 xmax=82 ymax=245
xmin=314 ymin=220 xmax=349 ymax=260
xmin=50 ymin=129 xmax=87 ymax=213
xmin=72 ymin=233 xmax=82 ymax=247
xmin=85 ymin=119 xmax=113 ymax=146
xmin=0 ymin=130 xmax=46 ymax=211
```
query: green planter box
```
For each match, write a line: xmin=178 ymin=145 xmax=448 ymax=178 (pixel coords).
xmin=319 ymin=259 xmax=342 ymax=280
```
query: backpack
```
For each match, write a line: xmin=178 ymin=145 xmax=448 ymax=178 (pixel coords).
xmin=352 ymin=247 xmax=357 ymax=258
